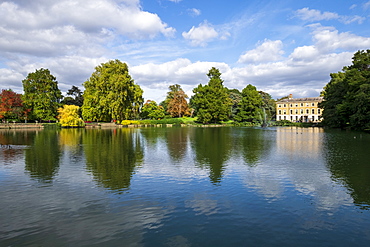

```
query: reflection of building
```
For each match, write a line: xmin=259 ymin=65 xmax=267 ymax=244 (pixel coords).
xmin=276 ymin=94 xmax=323 ymax=122
xmin=276 ymin=127 xmax=324 ymax=155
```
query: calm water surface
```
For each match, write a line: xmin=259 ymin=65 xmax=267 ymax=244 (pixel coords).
xmin=1 ymin=127 xmax=370 ymax=246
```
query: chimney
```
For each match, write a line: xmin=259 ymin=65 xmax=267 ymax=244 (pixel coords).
xmin=289 ymin=94 xmax=293 ymax=99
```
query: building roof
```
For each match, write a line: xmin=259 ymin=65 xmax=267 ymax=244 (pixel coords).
xmin=277 ymin=97 xmax=323 ymax=103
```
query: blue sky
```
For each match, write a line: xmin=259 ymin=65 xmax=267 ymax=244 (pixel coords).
xmin=0 ymin=0 xmax=369 ymax=102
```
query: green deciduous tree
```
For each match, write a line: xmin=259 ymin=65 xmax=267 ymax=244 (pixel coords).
xmin=234 ymin=84 xmax=263 ymax=123
xmin=321 ymin=50 xmax=370 ymax=130
xmin=190 ymin=67 xmax=231 ymax=124
xmin=22 ymin=68 xmax=63 ymax=121
xmin=140 ymin=100 xmax=165 ymax=120
xmin=82 ymin=60 xmax=143 ymax=122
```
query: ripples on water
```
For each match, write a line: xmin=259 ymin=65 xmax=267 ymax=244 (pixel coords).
xmin=1 ymin=127 xmax=370 ymax=246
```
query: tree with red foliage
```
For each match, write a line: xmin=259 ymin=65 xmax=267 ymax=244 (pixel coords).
xmin=0 ymin=89 xmax=24 ymax=121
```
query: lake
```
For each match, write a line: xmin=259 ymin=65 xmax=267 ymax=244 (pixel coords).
xmin=1 ymin=126 xmax=370 ymax=246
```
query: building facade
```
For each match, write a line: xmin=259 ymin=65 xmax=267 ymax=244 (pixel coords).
xmin=276 ymin=94 xmax=323 ymax=122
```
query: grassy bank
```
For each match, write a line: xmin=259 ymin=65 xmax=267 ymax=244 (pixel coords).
xmin=121 ymin=117 xmax=198 ymax=126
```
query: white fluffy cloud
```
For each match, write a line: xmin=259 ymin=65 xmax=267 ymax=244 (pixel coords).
xmin=131 ymin=58 xmax=230 ymax=87
xmin=0 ymin=1 xmax=368 ymax=103
xmin=310 ymin=25 xmax=370 ymax=52
xmin=238 ymin=39 xmax=284 ymax=64
xmin=130 ymin=59 xmax=231 ymax=101
xmin=182 ymin=22 xmax=219 ymax=47
xmin=132 ymin=23 xmax=368 ymax=102
xmin=0 ymin=0 xmax=175 ymax=57
xmin=0 ymin=0 xmax=176 ymax=94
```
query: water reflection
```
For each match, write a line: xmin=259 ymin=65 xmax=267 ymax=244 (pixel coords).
xmin=59 ymin=129 xmax=84 ymax=164
xmin=0 ymin=130 xmax=37 ymax=165
xmin=191 ymin=127 xmax=232 ymax=184
xmin=2 ymin=127 xmax=370 ymax=246
xmin=83 ymin=128 xmax=143 ymax=192
xmin=165 ymin=127 xmax=189 ymax=162
xmin=240 ymin=127 xmax=356 ymax=211
xmin=25 ymin=130 xmax=61 ymax=183
xmin=234 ymin=127 xmax=273 ymax=166
xmin=323 ymin=130 xmax=370 ymax=209
xmin=276 ymin=127 xmax=324 ymax=157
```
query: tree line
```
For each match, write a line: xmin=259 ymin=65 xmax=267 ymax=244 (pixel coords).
xmin=1 ymin=50 xmax=369 ymax=129
xmin=0 ymin=59 xmax=275 ymax=125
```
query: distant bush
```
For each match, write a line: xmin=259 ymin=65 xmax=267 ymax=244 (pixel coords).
xmin=139 ymin=118 xmax=185 ymax=125
xmin=57 ymin=105 xmax=84 ymax=127
xmin=121 ymin=120 xmax=140 ymax=125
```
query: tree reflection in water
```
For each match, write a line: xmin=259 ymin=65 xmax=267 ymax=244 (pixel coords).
xmin=25 ymin=130 xmax=61 ymax=183
xmin=191 ymin=127 xmax=232 ymax=184
xmin=323 ymin=130 xmax=370 ymax=209
xmin=83 ymin=128 xmax=143 ymax=192
xmin=165 ymin=127 xmax=189 ymax=163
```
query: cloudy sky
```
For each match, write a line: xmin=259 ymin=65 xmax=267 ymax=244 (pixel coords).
xmin=1 ymin=0 xmax=370 ymax=102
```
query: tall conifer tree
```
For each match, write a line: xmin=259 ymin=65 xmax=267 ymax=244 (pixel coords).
xmin=191 ymin=67 xmax=231 ymax=123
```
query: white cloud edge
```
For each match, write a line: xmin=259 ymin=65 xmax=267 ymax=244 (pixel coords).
xmin=294 ymin=7 xmax=365 ymax=24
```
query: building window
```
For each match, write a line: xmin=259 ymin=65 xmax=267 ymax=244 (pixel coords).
xmin=306 ymin=103 xmax=309 ymax=106
xmin=312 ymin=109 xmax=315 ymax=114
xmin=295 ymin=109 xmax=298 ymax=114
xmin=312 ymin=103 xmax=315 ymax=106
xmin=291 ymin=116 xmax=293 ymax=121
xmin=295 ymin=104 xmax=298 ymax=107
xmin=306 ymin=109 xmax=309 ymax=114
xmin=278 ymin=110 xmax=282 ymax=115
xmin=290 ymin=104 xmax=293 ymax=107
xmin=312 ymin=116 xmax=315 ymax=121
xmin=318 ymin=109 xmax=321 ymax=114
xmin=278 ymin=104 xmax=281 ymax=107
xmin=283 ymin=110 xmax=286 ymax=115
xmin=296 ymin=116 xmax=298 ymax=120
xmin=284 ymin=116 xmax=286 ymax=120
xmin=284 ymin=104 xmax=286 ymax=107
xmin=301 ymin=109 xmax=303 ymax=114
xmin=279 ymin=116 xmax=281 ymax=120
xmin=301 ymin=103 xmax=303 ymax=106
xmin=290 ymin=110 xmax=293 ymax=114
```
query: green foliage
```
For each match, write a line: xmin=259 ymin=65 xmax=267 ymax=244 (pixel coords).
xmin=321 ymin=50 xmax=370 ymax=130
xmin=191 ymin=67 xmax=232 ymax=124
xmin=57 ymin=105 xmax=85 ymax=127
xmin=82 ymin=60 xmax=143 ymax=122
xmin=138 ymin=118 xmax=185 ymax=125
xmin=234 ymin=84 xmax=263 ymax=123
xmin=259 ymin=91 xmax=276 ymax=121
xmin=140 ymin=100 xmax=165 ymax=120
xmin=22 ymin=68 xmax=63 ymax=121
xmin=228 ymin=88 xmax=242 ymax=119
